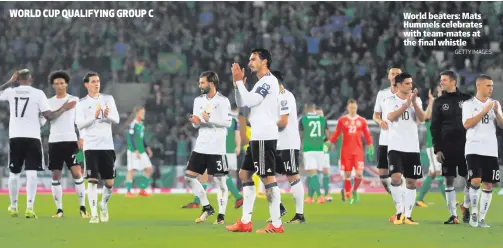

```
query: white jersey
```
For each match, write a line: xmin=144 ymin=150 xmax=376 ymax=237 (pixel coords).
xmin=374 ymin=87 xmax=394 ymax=146
xmin=48 ymin=94 xmax=79 ymax=143
xmin=235 ymin=72 xmax=279 ymax=140
xmin=383 ymin=94 xmax=423 ymax=153
xmin=75 ymin=94 xmax=119 ymax=151
xmin=192 ymin=92 xmax=231 ymax=155
xmin=277 ymin=89 xmax=300 ymax=150
xmin=462 ymin=97 xmax=502 ymax=157
xmin=0 ymin=85 xmax=50 ymax=139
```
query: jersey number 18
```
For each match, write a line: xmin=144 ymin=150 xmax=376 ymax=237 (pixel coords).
xmin=14 ymin=97 xmax=30 ymax=118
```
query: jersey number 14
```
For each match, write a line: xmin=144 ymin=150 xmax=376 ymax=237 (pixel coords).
xmin=14 ymin=97 xmax=29 ymax=118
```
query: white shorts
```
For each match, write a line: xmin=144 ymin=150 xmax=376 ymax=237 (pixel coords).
xmin=225 ymin=153 xmax=238 ymax=171
xmin=303 ymin=151 xmax=328 ymax=171
xmin=426 ymin=147 xmax=441 ymax=173
xmin=127 ymin=150 xmax=152 ymax=171
xmin=324 ymin=154 xmax=330 ymax=167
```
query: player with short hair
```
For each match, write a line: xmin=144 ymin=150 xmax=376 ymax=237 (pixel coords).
xmin=300 ymin=103 xmax=330 ymax=204
xmin=373 ymin=67 xmax=402 ymax=194
xmin=462 ymin=74 xmax=502 ymax=228
xmin=46 ymin=70 xmax=88 ymax=218
xmin=186 ymin=71 xmax=231 ymax=224
xmin=383 ymin=72 xmax=425 ymax=225
xmin=270 ymin=70 xmax=305 ymax=224
xmin=328 ymin=99 xmax=373 ymax=204
xmin=227 ymin=48 xmax=284 ymax=233
xmin=224 ymin=106 xmax=244 ymax=208
xmin=416 ymin=87 xmax=447 ymax=207
xmin=125 ymin=107 xmax=154 ymax=197
xmin=430 ymin=70 xmax=472 ymax=224
xmin=316 ymin=108 xmax=333 ymax=202
xmin=76 ymin=72 xmax=120 ymax=224
xmin=3 ymin=70 xmax=76 ymax=218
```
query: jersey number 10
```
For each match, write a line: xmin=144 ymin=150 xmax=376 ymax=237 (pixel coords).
xmin=309 ymin=121 xmax=322 ymax=137
xmin=14 ymin=97 xmax=30 ymax=118
xmin=401 ymin=111 xmax=410 ymax=120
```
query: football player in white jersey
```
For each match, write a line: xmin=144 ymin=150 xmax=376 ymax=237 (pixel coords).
xmin=1 ymin=69 xmax=76 ymax=218
xmin=383 ymin=72 xmax=426 ymax=225
xmin=76 ymin=72 xmax=120 ymax=224
xmin=462 ymin=74 xmax=503 ymax=228
xmin=227 ymin=48 xmax=283 ymax=234
xmin=46 ymin=71 xmax=88 ymax=218
xmin=270 ymin=70 xmax=305 ymax=224
xmin=186 ymin=71 xmax=231 ymax=224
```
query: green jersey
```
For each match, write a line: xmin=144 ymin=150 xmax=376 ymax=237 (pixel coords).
xmin=425 ymin=120 xmax=433 ymax=148
xmin=226 ymin=118 xmax=239 ymax=153
xmin=127 ymin=120 xmax=146 ymax=153
xmin=300 ymin=113 xmax=328 ymax=152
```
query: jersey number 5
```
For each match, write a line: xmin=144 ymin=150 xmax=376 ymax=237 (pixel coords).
xmin=309 ymin=121 xmax=322 ymax=137
xmin=14 ymin=97 xmax=29 ymax=118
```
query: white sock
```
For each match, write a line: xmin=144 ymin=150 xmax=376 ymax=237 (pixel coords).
xmin=74 ymin=177 xmax=86 ymax=207
xmin=390 ymin=184 xmax=403 ymax=214
xmin=8 ymin=172 xmax=20 ymax=209
xmin=400 ymin=176 xmax=406 ymax=207
xmin=102 ymin=186 xmax=113 ymax=205
xmin=446 ymin=187 xmax=457 ymax=216
xmin=479 ymin=189 xmax=492 ymax=220
xmin=185 ymin=175 xmax=209 ymax=206
xmin=404 ymin=187 xmax=416 ymax=218
xmin=266 ymin=183 xmax=282 ymax=228
xmin=214 ymin=176 xmax=229 ymax=215
xmin=87 ymin=182 xmax=98 ymax=217
xmin=25 ymin=170 xmax=38 ymax=210
xmin=463 ymin=183 xmax=471 ymax=209
xmin=469 ymin=185 xmax=480 ymax=214
xmin=241 ymin=184 xmax=256 ymax=224
xmin=258 ymin=180 xmax=265 ymax=194
xmin=290 ymin=179 xmax=304 ymax=214
xmin=51 ymin=180 xmax=63 ymax=210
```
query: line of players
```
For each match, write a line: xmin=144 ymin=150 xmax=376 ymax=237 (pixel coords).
xmin=2 ymin=69 xmax=120 ymax=224
xmin=184 ymin=48 xmax=378 ymax=234
xmin=373 ymin=68 xmax=501 ymax=227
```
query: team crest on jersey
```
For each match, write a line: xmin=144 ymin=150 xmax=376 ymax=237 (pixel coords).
xmin=281 ymin=100 xmax=287 ymax=107
xmin=458 ymin=101 xmax=464 ymax=108
xmin=262 ymin=83 xmax=271 ymax=90
xmin=442 ymin=104 xmax=449 ymax=111
xmin=389 ymin=164 xmax=394 ymax=171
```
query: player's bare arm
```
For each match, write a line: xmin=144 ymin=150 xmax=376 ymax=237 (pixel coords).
xmin=42 ymin=100 xmax=76 ymax=121
xmin=424 ymin=89 xmax=434 ymax=120
xmin=387 ymin=100 xmax=411 ymax=122
xmin=411 ymin=90 xmax=426 ymax=122
xmin=463 ymin=101 xmax=493 ymax=129
xmin=0 ymin=71 xmax=19 ymax=93
xmin=373 ymin=112 xmax=388 ymax=130
xmin=493 ymin=101 xmax=503 ymax=128
xmin=277 ymin=114 xmax=288 ymax=128
xmin=234 ymin=129 xmax=241 ymax=155
xmin=233 ymin=63 xmax=265 ymax=108
xmin=101 ymin=97 xmax=120 ymax=124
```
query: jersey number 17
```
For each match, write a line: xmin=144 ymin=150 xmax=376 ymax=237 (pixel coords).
xmin=14 ymin=97 xmax=30 ymax=118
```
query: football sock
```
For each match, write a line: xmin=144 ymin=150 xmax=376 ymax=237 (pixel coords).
xmin=307 ymin=176 xmax=314 ymax=197
xmin=469 ymin=185 xmax=480 ymax=214
xmin=479 ymin=189 xmax=492 ymax=220
xmin=26 ymin=170 xmax=37 ymax=210
xmin=353 ymin=177 xmax=363 ymax=191
xmin=185 ymin=175 xmax=209 ymax=206
xmin=436 ymin=176 xmax=446 ymax=201
xmin=126 ymin=180 xmax=133 ymax=193
xmin=290 ymin=179 xmax=304 ymax=214
xmin=311 ymin=174 xmax=322 ymax=196
xmin=226 ymin=175 xmax=242 ymax=200
xmin=322 ymin=174 xmax=330 ymax=196
xmin=390 ymin=182 xmax=403 ymax=214
xmin=214 ymin=176 xmax=229 ymax=215
xmin=74 ymin=177 xmax=86 ymax=207
xmin=193 ymin=183 xmax=208 ymax=205
xmin=241 ymin=182 xmax=256 ymax=224
xmin=265 ymin=182 xmax=282 ymax=228
xmin=87 ymin=180 xmax=98 ymax=217
xmin=8 ymin=172 xmax=20 ymax=209
xmin=404 ymin=187 xmax=416 ymax=218
xmin=51 ymin=180 xmax=63 ymax=210
xmin=416 ymin=175 xmax=433 ymax=201
xmin=445 ymin=187 xmax=457 ymax=216
xmin=102 ymin=185 xmax=113 ymax=204
xmin=463 ymin=181 xmax=471 ymax=209
xmin=344 ymin=179 xmax=352 ymax=197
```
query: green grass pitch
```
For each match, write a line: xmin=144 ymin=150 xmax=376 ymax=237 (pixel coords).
xmin=0 ymin=193 xmax=500 ymax=248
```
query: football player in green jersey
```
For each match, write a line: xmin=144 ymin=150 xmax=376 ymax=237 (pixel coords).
xmin=316 ymin=107 xmax=333 ymax=202
xmin=300 ymin=104 xmax=330 ymax=204
xmin=125 ymin=107 xmax=154 ymax=197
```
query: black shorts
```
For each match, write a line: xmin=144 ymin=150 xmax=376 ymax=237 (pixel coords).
xmin=186 ymin=151 xmax=228 ymax=176
xmin=241 ymin=140 xmax=277 ymax=177
xmin=466 ymin=154 xmax=500 ymax=183
xmin=48 ymin=141 xmax=79 ymax=171
xmin=275 ymin=149 xmax=300 ymax=176
xmin=388 ymin=150 xmax=423 ymax=179
xmin=84 ymin=150 xmax=116 ymax=180
xmin=377 ymin=145 xmax=389 ymax=170
xmin=441 ymin=148 xmax=468 ymax=177
xmin=9 ymin=138 xmax=44 ymax=173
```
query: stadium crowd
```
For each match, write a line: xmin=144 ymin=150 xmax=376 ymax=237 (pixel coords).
xmin=0 ymin=2 xmax=502 ymax=166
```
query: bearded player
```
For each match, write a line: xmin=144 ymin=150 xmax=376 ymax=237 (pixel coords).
xmin=328 ymin=99 xmax=374 ymax=204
